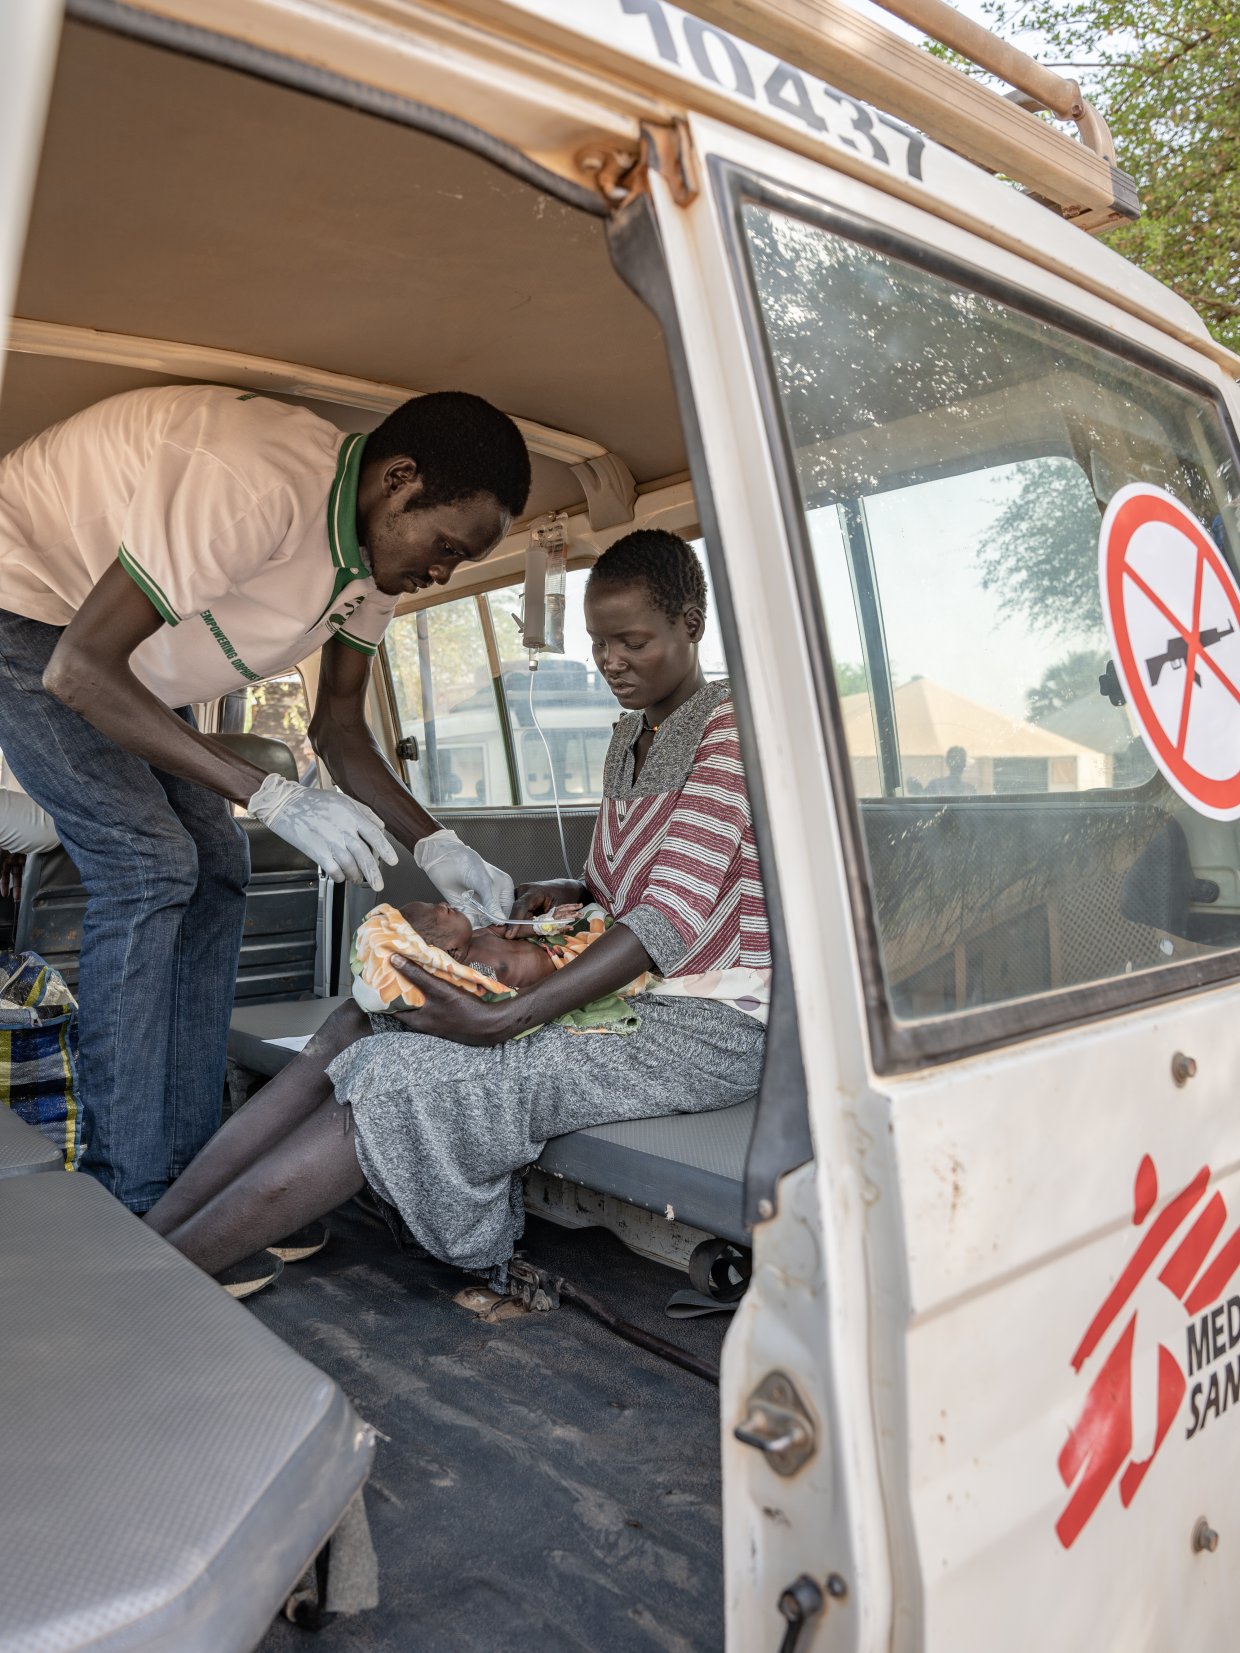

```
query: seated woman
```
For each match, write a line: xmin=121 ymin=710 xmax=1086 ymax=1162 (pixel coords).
xmin=144 ymin=530 xmax=771 ymax=1288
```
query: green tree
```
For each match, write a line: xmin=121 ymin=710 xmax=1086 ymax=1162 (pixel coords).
xmin=1026 ymin=649 xmax=1105 ymax=719
xmin=975 ymin=456 xmax=1105 ymax=636
xmin=835 ymin=660 xmax=869 ymax=697
xmin=935 ymin=0 xmax=1240 ymax=351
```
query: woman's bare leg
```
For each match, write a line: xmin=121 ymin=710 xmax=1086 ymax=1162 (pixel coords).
xmin=164 ymin=1097 xmax=366 ymax=1276
xmin=144 ymin=1001 xmax=370 ymax=1236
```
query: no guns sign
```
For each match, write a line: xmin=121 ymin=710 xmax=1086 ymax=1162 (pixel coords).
xmin=1100 ymin=484 xmax=1240 ymax=819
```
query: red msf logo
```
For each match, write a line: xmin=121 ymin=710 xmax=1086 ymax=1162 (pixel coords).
xmin=1057 ymin=1155 xmax=1240 ymax=1548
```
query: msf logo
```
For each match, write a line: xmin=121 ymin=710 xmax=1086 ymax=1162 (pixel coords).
xmin=1057 ymin=1155 xmax=1240 ymax=1549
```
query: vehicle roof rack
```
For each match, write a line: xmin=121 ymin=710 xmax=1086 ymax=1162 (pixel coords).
xmin=683 ymin=0 xmax=1139 ymax=230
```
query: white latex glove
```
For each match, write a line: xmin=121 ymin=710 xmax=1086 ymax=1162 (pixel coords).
xmin=413 ymin=827 xmax=515 ymax=928
xmin=248 ymin=773 xmax=399 ymax=888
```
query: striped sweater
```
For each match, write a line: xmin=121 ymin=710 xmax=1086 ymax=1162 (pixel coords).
xmin=584 ymin=680 xmax=771 ymax=979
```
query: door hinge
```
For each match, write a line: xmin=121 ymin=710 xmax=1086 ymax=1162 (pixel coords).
xmin=734 ymin=1370 xmax=816 ymax=1476
xmin=576 ymin=117 xmax=698 ymax=211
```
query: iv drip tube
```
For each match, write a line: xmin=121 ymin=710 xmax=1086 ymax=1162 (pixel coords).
xmin=528 ymin=657 xmax=573 ymax=881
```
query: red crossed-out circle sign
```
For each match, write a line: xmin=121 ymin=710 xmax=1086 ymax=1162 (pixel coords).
xmin=1100 ymin=484 xmax=1240 ymax=820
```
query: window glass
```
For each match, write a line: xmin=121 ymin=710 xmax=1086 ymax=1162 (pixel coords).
xmin=487 ymin=555 xmax=730 ymax=806
xmin=383 ymin=599 xmax=513 ymax=808
xmin=236 ymin=672 xmax=315 ymax=779
xmin=741 ymin=199 xmax=1240 ymax=1025
xmin=487 ymin=570 xmax=618 ymax=807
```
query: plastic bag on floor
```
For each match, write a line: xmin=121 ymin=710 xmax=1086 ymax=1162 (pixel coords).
xmin=0 ymin=950 xmax=81 ymax=1169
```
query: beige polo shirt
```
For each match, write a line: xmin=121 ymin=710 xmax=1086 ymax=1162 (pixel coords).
xmin=0 ymin=385 xmax=397 ymax=705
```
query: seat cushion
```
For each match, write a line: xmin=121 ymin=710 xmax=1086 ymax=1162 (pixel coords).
xmin=538 ymin=1100 xmax=755 ymax=1245
xmin=0 ymin=1172 xmax=373 ymax=1653
xmin=229 ymin=995 xmax=348 ymax=1077
xmin=0 ymin=1104 xmax=62 ymax=1177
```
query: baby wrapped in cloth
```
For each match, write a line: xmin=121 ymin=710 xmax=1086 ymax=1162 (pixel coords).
xmin=351 ymin=899 xmax=646 ymax=1033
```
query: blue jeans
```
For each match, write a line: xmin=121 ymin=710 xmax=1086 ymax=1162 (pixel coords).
xmin=0 ymin=611 xmax=250 ymax=1211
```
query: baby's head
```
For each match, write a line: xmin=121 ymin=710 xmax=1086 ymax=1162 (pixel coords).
xmin=400 ymin=900 xmax=473 ymax=961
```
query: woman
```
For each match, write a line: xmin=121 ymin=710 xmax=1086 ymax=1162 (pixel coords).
xmin=145 ymin=530 xmax=771 ymax=1288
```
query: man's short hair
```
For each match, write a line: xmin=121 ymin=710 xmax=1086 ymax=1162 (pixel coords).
xmin=587 ymin=529 xmax=708 ymax=622
xmin=365 ymin=391 xmax=531 ymax=517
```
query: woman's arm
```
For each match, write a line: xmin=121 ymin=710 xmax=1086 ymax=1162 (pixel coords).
xmin=390 ymin=921 xmax=653 ymax=1046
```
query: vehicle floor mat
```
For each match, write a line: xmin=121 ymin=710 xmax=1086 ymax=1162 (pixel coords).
xmin=251 ymin=1205 xmax=728 ymax=1653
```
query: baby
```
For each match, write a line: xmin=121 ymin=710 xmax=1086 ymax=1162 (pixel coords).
xmin=352 ymin=897 xmax=641 ymax=1030
xmin=402 ymin=899 xmax=578 ymax=992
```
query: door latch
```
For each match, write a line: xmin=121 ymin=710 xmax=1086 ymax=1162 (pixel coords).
xmin=734 ymin=1371 xmax=816 ymax=1476
xmin=394 ymin=735 xmax=419 ymax=762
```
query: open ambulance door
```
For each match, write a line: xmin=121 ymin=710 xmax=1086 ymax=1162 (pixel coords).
xmin=0 ymin=2 xmax=61 ymax=409
xmin=612 ymin=111 xmax=905 ymax=1653
xmin=629 ymin=95 xmax=1240 ymax=1653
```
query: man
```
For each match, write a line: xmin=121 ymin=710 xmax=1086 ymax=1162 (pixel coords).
xmin=0 ymin=384 xmax=530 ymax=1222
xmin=925 ymin=744 xmax=977 ymax=796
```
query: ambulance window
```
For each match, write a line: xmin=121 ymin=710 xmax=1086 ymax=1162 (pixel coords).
xmin=485 ymin=557 xmax=729 ymax=807
xmin=383 ymin=599 xmax=514 ymax=808
xmin=737 ymin=195 xmax=1240 ymax=1043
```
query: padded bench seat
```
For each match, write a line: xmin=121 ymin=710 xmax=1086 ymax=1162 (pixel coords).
xmin=0 ymin=1172 xmax=373 ymax=1653
xmin=0 ymin=1105 xmax=63 ymax=1177
xmin=229 ymin=998 xmax=753 ymax=1244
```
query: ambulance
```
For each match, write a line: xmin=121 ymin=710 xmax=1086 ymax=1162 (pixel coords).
xmin=2 ymin=1 xmax=1238 ymax=1649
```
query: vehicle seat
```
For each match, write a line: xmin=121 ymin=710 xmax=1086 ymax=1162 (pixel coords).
xmin=15 ymin=732 xmax=322 ymax=1004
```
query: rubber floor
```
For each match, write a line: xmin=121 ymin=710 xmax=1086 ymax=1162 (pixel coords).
xmin=252 ymin=1200 xmax=729 ymax=1653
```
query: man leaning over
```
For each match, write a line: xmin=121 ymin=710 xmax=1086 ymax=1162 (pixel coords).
xmin=0 ymin=384 xmax=529 ymax=1223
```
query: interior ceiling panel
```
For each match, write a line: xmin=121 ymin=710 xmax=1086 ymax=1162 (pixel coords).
xmin=7 ymin=19 xmax=686 ymax=487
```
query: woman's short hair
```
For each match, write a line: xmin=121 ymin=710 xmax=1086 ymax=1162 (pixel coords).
xmin=365 ymin=390 xmax=531 ymax=517
xmin=587 ymin=529 xmax=707 ymax=621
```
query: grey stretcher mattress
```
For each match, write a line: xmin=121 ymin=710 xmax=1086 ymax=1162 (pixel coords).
xmin=229 ymin=998 xmax=754 ymax=1245
xmin=0 ymin=1172 xmax=373 ymax=1653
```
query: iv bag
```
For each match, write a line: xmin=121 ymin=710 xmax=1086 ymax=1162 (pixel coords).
xmin=522 ymin=514 xmax=568 ymax=654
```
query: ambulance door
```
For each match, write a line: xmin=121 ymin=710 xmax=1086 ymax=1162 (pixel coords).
xmin=0 ymin=1 xmax=61 ymax=407
xmin=636 ymin=104 xmax=1240 ymax=1653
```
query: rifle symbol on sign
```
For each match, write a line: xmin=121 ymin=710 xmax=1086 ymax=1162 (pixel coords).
xmin=1146 ymin=622 xmax=1236 ymax=688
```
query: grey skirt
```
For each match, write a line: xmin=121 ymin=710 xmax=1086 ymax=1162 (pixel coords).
xmin=327 ymin=994 xmax=765 ymax=1275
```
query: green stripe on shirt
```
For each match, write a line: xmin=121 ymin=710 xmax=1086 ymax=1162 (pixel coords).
xmin=333 ymin=629 xmax=378 ymax=657
xmin=118 ymin=545 xmax=180 ymax=625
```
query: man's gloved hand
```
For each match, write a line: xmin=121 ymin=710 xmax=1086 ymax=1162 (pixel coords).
xmin=413 ymin=827 xmax=515 ymax=927
xmin=248 ymin=773 xmax=399 ymax=888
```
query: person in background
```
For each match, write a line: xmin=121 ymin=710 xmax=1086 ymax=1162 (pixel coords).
xmin=0 ymin=386 xmax=530 ymax=1281
xmin=925 ymin=744 xmax=976 ymax=796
